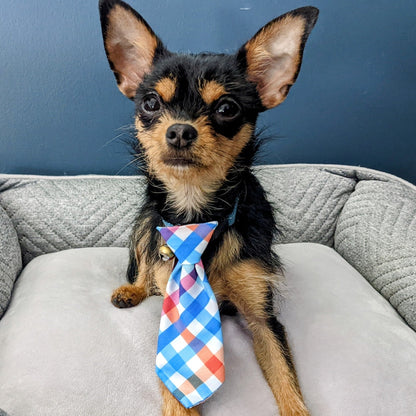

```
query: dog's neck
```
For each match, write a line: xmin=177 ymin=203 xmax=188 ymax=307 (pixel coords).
xmin=147 ymin=165 xmax=246 ymax=226
xmin=163 ymin=177 xmax=217 ymax=223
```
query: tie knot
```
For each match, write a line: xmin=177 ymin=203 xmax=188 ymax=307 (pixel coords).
xmin=157 ymin=221 xmax=218 ymax=264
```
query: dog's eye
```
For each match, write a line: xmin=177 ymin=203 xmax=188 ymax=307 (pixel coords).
xmin=141 ymin=94 xmax=161 ymax=114
xmin=215 ymin=98 xmax=240 ymax=120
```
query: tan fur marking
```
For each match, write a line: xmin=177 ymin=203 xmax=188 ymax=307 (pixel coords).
xmin=208 ymin=230 xmax=242 ymax=277
xmin=224 ymin=260 xmax=273 ymax=320
xmin=245 ymin=14 xmax=305 ymax=108
xmin=199 ymin=80 xmax=227 ymax=105
xmin=135 ymin=256 xmax=157 ymax=294
xmin=105 ymin=4 xmax=158 ymax=98
xmin=134 ymin=125 xmax=211 ymax=220
xmin=111 ymin=228 xmax=154 ymax=307
xmin=135 ymin=114 xmax=253 ymax=220
xmin=153 ymin=261 xmax=174 ymax=297
xmin=132 ymin=218 xmax=152 ymax=261
xmin=207 ymin=230 xmax=243 ymax=302
xmin=155 ymin=77 xmax=177 ymax=102
xmin=111 ymin=216 xmax=161 ymax=304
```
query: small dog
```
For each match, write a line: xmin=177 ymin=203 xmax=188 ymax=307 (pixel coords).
xmin=99 ymin=1 xmax=318 ymax=415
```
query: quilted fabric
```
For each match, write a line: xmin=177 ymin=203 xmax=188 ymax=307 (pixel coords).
xmin=0 ymin=176 xmax=145 ymax=265
xmin=335 ymin=180 xmax=416 ymax=331
xmin=0 ymin=205 xmax=22 ymax=318
xmin=0 ymin=168 xmax=357 ymax=265
xmin=257 ymin=166 xmax=356 ymax=246
xmin=0 ymin=165 xmax=415 ymax=330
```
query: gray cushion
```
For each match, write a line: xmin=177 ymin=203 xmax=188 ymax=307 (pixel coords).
xmin=0 ymin=247 xmax=277 ymax=416
xmin=0 ymin=175 xmax=145 ymax=265
xmin=335 ymin=179 xmax=416 ymax=331
xmin=1 ymin=244 xmax=415 ymax=415
xmin=0 ymin=167 xmax=358 ymax=265
xmin=257 ymin=166 xmax=356 ymax=246
xmin=0 ymin=164 xmax=415 ymax=332
xmin=0 ymin=205 xmax=21 ymax=318
xmin=279 ymin=243 xmax=416 ymax=416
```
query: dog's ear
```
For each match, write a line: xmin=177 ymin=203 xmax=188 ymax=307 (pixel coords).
xmin=240 ymin=7 xmax=319 ymax=109
xmin=99 ymin=0 xmax=167 ymax=99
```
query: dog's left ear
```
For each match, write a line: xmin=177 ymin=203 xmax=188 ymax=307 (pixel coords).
xmin=241 ymin=7 xmax=319 ymax=109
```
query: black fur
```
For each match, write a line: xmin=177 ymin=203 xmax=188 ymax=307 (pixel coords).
xmin=265 ymin=286 xmax=297 ymax=374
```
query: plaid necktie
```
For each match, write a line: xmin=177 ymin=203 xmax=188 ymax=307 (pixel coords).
xmin=156 ymin=221 xmax=225 ymax=408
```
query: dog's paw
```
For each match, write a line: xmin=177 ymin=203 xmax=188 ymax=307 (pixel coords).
xmin=111 ymin=284 xmax=147 ymax=308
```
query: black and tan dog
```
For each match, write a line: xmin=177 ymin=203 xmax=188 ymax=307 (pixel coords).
xmin=99 ymin=1 xmax=318 ymax=414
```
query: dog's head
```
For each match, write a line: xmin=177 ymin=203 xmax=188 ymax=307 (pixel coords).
xmin=99 ymin=0 xmax=318 ymax=187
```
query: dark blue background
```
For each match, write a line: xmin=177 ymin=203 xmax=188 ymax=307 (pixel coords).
xmin=1 ymin=0 xmax=415 ymax=183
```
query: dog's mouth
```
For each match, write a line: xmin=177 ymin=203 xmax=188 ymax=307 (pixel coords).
xmin=162 ymin=154 xmax=201 ymax=168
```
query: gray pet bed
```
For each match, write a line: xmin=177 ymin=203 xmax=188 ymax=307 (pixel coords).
xmin=0 ymin=164 xmax=415 ymax=415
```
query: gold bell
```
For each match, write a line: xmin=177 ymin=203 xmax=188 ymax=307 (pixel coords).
xmin=159 ymin=244 xmax=175 ymax=262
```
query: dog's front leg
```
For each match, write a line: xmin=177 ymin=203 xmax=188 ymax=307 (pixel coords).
xmin=248 ymin=318 xmax=309 ymax=416
xmin=225 ymin=260 xmax=310 ymax=416
xmin=111 ymin=247 xmax=153 ymax=308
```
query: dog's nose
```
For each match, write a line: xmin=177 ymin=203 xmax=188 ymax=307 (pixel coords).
xmin=165 ymin=124 xmax=198 ymax=149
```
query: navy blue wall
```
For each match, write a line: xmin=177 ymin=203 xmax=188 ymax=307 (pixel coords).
xmin=1 ymin=0 xmax=415 ymax=183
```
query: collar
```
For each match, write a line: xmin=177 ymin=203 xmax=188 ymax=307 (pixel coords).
xmin=162 ymin=197 xmax=239 ymax=228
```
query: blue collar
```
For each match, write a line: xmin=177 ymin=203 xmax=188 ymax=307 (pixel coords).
xmin=227 ymin=196 xmax=239 ymax=227
xmin=163 ymin=197 xmax=239 ymax=228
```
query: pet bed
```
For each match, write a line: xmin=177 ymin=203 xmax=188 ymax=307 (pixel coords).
xmin=1 ymin=164 xmax=415 ymax=415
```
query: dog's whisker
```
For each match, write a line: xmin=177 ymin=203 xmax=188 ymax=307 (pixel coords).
xmin=100 ymin=132 xmax=129 ymax=150
xmin=115 ymin=157 xmax=142 ymax=175
xmin=116 ymin=123 xmax=135 ymax=132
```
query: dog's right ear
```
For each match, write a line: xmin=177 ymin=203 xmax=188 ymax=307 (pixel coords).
xmin=240 ymin=7 xmax=319 ymax=109
xmin=99 ymin=0 xmax=166 ymax=99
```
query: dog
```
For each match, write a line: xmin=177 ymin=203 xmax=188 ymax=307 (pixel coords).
xmin=99 ymin=1 xmax=318 ymax=414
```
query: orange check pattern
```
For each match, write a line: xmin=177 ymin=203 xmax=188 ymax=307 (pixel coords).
xmin=156 ymin=221 xmax=225 ymax=408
